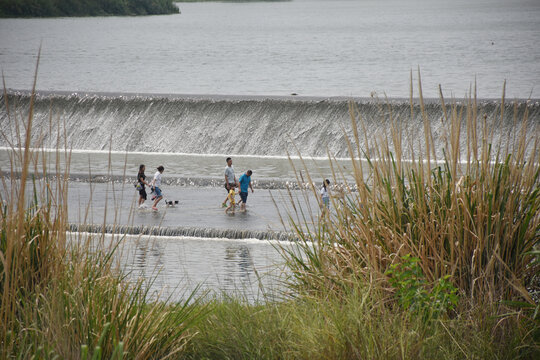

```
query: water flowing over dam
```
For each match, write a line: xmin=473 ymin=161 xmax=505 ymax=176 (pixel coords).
xmin=70 ymin=224 xmax=296 ymax=242
xmin=1 ymin=91 xmax=538 ymax=160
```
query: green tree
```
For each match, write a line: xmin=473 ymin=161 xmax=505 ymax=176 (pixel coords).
xmin=0 ymin=0 xmax=179 ymax=17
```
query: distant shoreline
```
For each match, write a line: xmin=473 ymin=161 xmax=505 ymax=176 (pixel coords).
xmin=0 ymin=0 xmax=179 ymax=18
xmin=0 ymin=0 xmax=291 ymax=17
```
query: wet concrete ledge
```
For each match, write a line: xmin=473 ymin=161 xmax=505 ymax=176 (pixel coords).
xmin=69 ymin=223 xmax=299 ymax=241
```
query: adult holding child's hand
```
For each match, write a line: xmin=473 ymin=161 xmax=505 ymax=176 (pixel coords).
xmin=222 ymin=157 xmax=238 ymax=208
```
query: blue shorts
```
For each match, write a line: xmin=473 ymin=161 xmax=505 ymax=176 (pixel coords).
xmin=323 ymin=197 xmax=330 ymax=208
xmin=240 ymin=191 xmax=248 ymax=203
xmin=154 ymin=186 xmax=162 ymax=197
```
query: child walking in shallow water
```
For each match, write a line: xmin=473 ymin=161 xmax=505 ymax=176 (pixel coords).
xmin=225 ymin=187 xmax=237 ymax=214
xmin=149 ymin=166 xmax=165 ymax=211
xmin=320 ymin=179 xmax=331 ymax=213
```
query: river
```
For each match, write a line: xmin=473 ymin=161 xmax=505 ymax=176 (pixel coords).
xmin=1 ymin=0 xmax=539 ymax=302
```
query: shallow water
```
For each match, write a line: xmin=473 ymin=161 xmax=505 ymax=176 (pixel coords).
xmin=71 ymin=232 xmax=298 ymax=303
xmin=0 ymin=147 xmax=355 ymax=185
xmin=65 ymin=181 xmax=312 ymax=235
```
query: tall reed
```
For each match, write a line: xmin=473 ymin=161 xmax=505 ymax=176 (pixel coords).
xmin=282 ymin=77 xmax=539 ymax=310
xmin=0 ymin=59 xmax=207 ymax=358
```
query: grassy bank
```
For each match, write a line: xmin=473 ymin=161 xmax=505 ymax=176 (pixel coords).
xmin=183 ymin=286 xmax=535 ymax=359
xmin=1 ymin=69 xmax=538 ymax=358
xmin=0 ymin=0 xmax=179 ymax=18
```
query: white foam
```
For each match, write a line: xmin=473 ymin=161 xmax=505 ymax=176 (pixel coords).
xmin=67 ymin=231 xmax=298 ymax=246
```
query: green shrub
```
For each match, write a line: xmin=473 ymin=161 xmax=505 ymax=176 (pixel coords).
xmin=385 ymin=254 xmax=458 ymax=321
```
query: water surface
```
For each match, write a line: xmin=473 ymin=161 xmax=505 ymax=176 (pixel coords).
xmin=1 ymin=0 xmax=538 ymax=98
xmin=2 ymin=0 xmax=538 ymax=302
xmin=73 ymin=232 xmax=296 ymax=303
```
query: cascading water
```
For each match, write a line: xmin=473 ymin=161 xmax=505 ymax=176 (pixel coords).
xmin=70 ymin=224 xmax=296 ymax=241
xmin=2 ymin=91 xmax=539 ymax=242
xmin=2 ymin=91 xmax=538 ymax=160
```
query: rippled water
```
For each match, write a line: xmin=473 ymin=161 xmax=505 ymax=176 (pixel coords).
xmin=4 ymin=175 xmax=315 ymax=302
xmin=1 ymin=0 xmax=539 ymax=98
xmin=0 ymin=147 xmax=351 ymax=184
xmin=71 ymin=232 xmax=297 ymax=303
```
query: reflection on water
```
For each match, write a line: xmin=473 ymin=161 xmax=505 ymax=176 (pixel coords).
xmin=223 ymin=245 xmax=254 ymax=292
xmin=89 ymin=233 xmax=294 ymax=303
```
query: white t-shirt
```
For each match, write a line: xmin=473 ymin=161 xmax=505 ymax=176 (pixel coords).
xmin=320 ymin=186 xmax=329 ymax=199
xmin=153 ymin=171 xmax=162 ymax=187
xmin=225 ymin=165 xmax=235 ymax=184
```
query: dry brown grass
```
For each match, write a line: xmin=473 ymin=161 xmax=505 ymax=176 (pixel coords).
xmin=283 ymin=75 xmax=539 ymax=309
xmin=0 ymin=54 xmax=207 ymax=359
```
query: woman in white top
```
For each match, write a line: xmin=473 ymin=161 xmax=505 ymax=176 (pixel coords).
xmin=320 ymin=179 xmax=330 ymax=210
xmin=150 ymin=166 xmax=165 ymax=210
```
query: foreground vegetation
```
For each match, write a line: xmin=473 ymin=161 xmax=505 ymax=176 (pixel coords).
xmin=0 ymin=74 xmax=208 ymax=357
xmin=0 ymin=0 xmax=179 ymax=17
xmin=1 ymin=69 xmax=538 ymax=358
xmin=183 ymin=289 xmax=535 ymax=359
xmin=184 ymin=79 xmax=539 ymax=358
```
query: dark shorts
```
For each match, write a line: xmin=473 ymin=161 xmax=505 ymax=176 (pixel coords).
xmin=225 ymin=183 xmax=236 ymax=192
xmin=240 ymin=191 xmax=248 ymax=203
xmin=139 ymin=188 xmax=147 ymax=200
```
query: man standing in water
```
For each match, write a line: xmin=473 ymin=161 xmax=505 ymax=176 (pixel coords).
xmin=222 ymin=157 xmax=238 ymax=208
xmin=238 ymin=170 xmax=254 ymax=212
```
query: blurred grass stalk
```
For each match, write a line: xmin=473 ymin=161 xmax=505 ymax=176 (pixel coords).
xmin=283 ymin=72 xmax=539 ymax=308
xmin=0 ymin=54 xmax=206 ymax=359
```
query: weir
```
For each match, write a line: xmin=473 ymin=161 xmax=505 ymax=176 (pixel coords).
xmin=69 ymin=223 xmax=297 ymax=241
xmin=1 ymin=91 xmax=538 ymax=159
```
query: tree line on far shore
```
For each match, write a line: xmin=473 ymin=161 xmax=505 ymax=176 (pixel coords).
xmin=0 ymin=0 xmax=180 ymax=17
xmin=176 ymin=0 xmax=290 ymax=2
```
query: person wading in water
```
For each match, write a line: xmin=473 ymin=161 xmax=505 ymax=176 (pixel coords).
xmin=222 ymin=157 xmax=239 ymax=208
